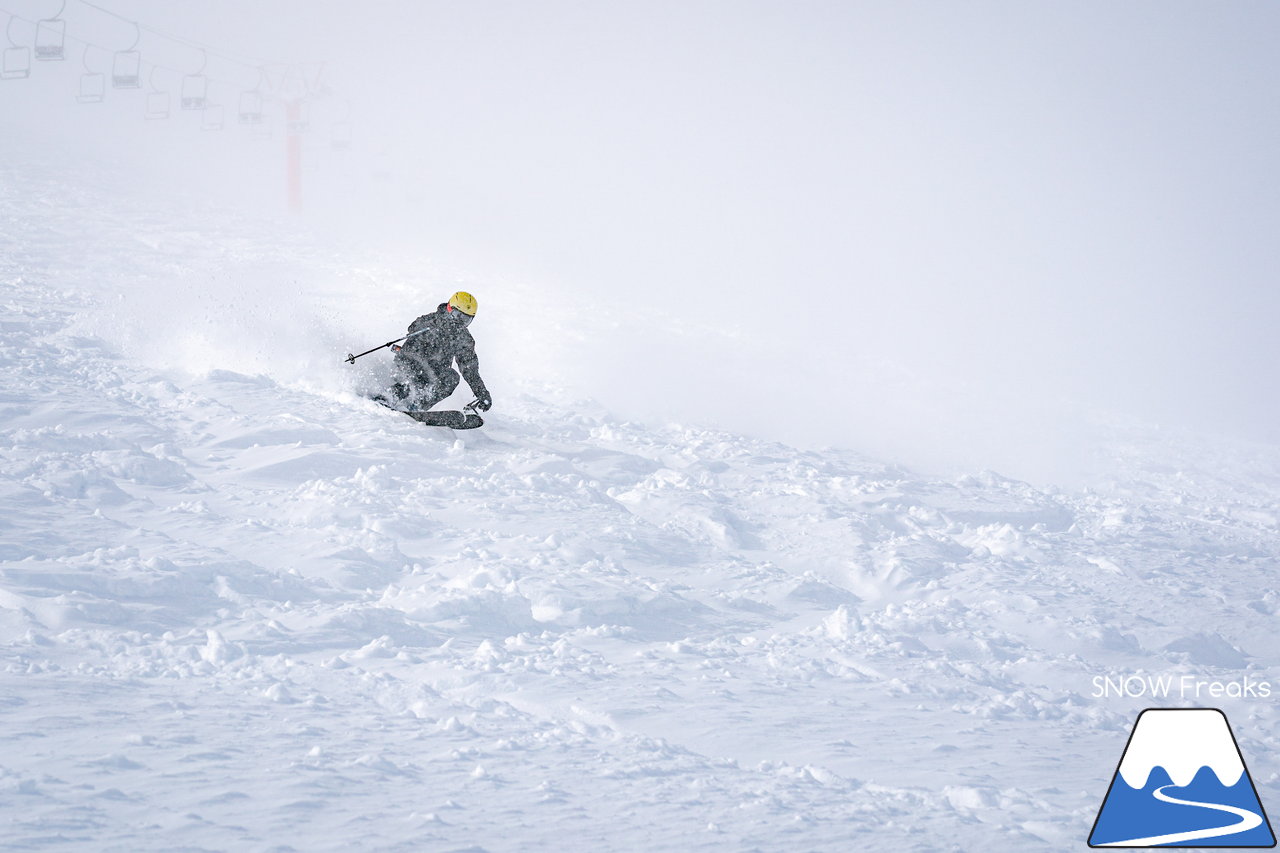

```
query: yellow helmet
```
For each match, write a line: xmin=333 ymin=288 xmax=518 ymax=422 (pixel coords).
xmin=448 ymin=291 xmax=478 ymax=316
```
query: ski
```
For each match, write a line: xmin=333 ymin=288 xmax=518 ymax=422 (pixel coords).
xmin=368 ymin=395 xmax=485 ymax=429
xmin=406 ymin=409 xmax=484 ymax=429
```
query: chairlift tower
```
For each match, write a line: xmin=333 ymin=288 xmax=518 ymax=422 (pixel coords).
xmin=276 ymin=65 xmax=312 ymax=214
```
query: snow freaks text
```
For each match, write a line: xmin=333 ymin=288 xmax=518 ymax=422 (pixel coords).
xmin=1092 ymin=674 xmax=1273 ymax=700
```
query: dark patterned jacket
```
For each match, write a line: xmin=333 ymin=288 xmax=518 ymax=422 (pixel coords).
xmin=396 ymin=303 xmax=488 ymax=397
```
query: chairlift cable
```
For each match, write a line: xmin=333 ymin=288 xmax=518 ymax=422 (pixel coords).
xmin=74 ymin=0 xmax=308 ymax=74
xmin=78 ymin=1 xmax=335 ymax=102
xmin=0 ymin=7 xmax=263 ymax=95
xmin=2 ymin=1 xmax=345 ymax=138
xmin=2 ymin=4 xmax=333 ymax=98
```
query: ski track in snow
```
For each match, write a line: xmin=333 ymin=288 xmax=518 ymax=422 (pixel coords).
xmin=3 ymin=164 xmax=1280 ymax=851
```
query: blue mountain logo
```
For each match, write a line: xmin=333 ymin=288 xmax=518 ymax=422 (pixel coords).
xmin=1090 ymin=708 xmax=1275 ymax=847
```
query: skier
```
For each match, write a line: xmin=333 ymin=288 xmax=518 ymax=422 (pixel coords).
xmin=388 ymin=291 xmax=492 ymax=415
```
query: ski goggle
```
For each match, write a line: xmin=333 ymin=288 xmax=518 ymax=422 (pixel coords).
xmin=447 ymin=305 xmax=475 ymax=327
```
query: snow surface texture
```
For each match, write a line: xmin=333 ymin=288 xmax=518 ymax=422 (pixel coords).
xmin=3 ymin=163 xmax=1280 ymax=852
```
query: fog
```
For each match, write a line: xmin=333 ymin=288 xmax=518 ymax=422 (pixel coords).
xmin=5 ymin=0 xmax=1279 ymax=485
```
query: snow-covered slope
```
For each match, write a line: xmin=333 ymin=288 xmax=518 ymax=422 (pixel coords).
xmin=3 ymin=160 xmax=1280 ymax=852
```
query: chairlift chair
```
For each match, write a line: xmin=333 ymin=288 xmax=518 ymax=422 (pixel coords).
xmin=201 ymin=104 xmax=224 ymax=131
xmin=34 ymin=17 xmax=65 ymax=61
xmin=238 ymin=90 xmax=263 ymax=125
xmin=3 ymin=16 xmax=30 ymax=79
xmin=112 ymin=21 xmax=140 ymax=88
xmin=331 ymin=120 xmax=352 ymax=151
xmin=286 ymin=101 xmax=311 ymax=135
xmin=145 ymin=90 xmax=169 ymax=119
xmin=182 ymin=49 xmax=208 ymax=110
xmin=247 ymin=119 xmax=273 ymax=141
xmin=76 ymin=46 xmax=103 ymax=103
xmin=77 ymin=72 xmax=105 ymax=103
xmin=112 ymin=50 xmax=141 ymax=88
xmin=181 ymin=73 xmax=207 ymax=110
xmin=2 ymin=46 xmax=30 ymax=80
xmin=144 ymin=66 xmax=168 ymax=119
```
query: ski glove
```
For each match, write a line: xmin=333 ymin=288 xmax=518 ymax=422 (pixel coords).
xmin=474 ymin=392 xmax=493 ymax=412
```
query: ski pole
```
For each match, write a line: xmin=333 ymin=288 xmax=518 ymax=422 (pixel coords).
xmin=343 ymin=328 xmax=430 ymax=364
xmin=344 ymin=337 xmax=404 ymax=364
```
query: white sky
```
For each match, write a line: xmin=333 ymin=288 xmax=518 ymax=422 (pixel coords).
xmin=4 ymin=1 xmax=1278 ymax=483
